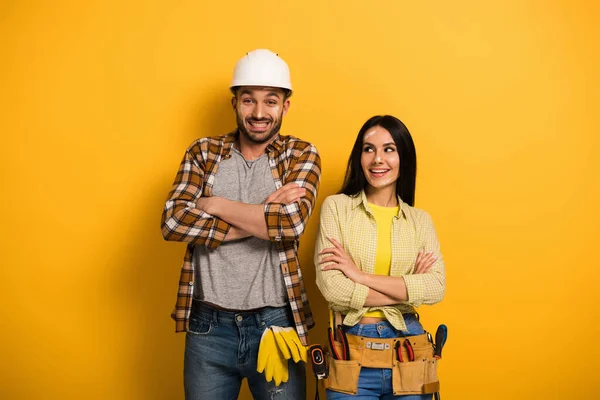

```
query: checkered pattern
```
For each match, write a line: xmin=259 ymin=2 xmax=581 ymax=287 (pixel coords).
xmin=162 ymin=131 xmax=321 ymax=345
xmin=314 ymin=192 xmax=445 ymax=332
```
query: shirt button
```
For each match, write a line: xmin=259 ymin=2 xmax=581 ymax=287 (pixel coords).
xmin=236 ymin=315 xmax=243 ymax=322
xmin=377 ymin=325 xmax=383 ymax=331
xmin=188 ymin=281 xmax=194 ymax=286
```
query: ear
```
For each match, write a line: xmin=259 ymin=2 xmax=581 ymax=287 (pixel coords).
xmin=231 ymin=96 xmax=237 ymax=110
xmin=282 ymin=99 xmax=291 ymax=117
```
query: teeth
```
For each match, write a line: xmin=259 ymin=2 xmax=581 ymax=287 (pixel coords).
xmin=250 ymin=121 xmax=269 ymax=127
xmin=371 ymin=170 xmax=388 ymax=173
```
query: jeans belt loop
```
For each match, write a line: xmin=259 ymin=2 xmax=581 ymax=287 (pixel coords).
xmin=212 ymin=308 xmax=219 ymax=328
xmin=254 ymin=312 xmax=263 ymax=329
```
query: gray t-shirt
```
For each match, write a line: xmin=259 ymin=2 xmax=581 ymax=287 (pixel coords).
xmin=192 ymin=148 xmax=287 ymax=309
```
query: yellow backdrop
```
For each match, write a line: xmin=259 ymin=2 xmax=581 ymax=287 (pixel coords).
xmin=1 ymin=1 xmax=599 ymax=399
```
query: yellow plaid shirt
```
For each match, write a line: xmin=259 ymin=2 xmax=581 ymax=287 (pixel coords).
xmin=314 ymin=192 xmax=445 ymax=331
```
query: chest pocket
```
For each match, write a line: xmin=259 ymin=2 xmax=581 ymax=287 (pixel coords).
xmin=345 ymin=214 xmax=376 ymax=272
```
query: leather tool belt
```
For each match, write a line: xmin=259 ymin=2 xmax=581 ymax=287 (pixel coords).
xmin=325 ymin=332 xmax=440 ymax=396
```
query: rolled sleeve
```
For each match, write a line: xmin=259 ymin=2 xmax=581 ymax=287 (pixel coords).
xmin=264 ymin=144 xmax=321 ymax=242
xmin=314 ymin=197 xmax=367 ymax=311
xmin=161 ymin=143 xmax=232 ymax=249
xmin=264 ymin=201 xmax=307 ymax=241
xmin=350 ymin=282 xmax=369 ymax=310
xmin=403 ymin=212 xmax=446 ymax=306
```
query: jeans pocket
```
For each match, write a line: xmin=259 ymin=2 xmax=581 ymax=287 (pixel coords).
xmin=263 ymin=308 xmax=293 ymax=328
xmin=188 ymin=316 xmax=213 ymax=336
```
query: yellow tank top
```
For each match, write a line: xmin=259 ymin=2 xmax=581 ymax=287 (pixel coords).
xmin=363 ymin=202 xmax=400 ymax=318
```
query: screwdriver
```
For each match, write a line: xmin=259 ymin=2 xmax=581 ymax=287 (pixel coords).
xmin=433 ymin=324 xmax=448 ymax=359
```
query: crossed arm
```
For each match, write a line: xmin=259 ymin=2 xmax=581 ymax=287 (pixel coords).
xmin=314 ymin=197 xmax=445 ymax=311
xmin=196 ymin=183 xmax=306 ymax=241
xmin=319 ymin=237 xmax=436 ymax=306
xmin=161 ymin=141 xmax=321 ymax=247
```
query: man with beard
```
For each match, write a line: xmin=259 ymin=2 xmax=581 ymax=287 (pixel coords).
xmin=161 ymin=49 xmax=321 ymax=400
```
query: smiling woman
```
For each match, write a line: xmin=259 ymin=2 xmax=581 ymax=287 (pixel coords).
xmin=342 ymin=115 xmax=417 ymax=207
xmin=361 ymin=125 xmax=401 ymax=200
xmin=314 ymin=115 xmax=444 ymax=399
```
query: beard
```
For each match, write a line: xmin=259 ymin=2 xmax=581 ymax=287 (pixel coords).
xmin=236 ymin=113 xmax=283 ymax=145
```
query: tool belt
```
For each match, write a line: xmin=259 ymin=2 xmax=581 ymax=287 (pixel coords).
xmin=325 ymin=330 xmax=440 ymax=396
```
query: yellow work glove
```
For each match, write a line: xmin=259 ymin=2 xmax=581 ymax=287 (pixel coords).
xmin=257 ymin=328 xmax=289 ymax=386
xmin=271 ymin=326 xmax=308 ymax=363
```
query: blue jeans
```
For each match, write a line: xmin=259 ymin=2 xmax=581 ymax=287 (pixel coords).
xmin=326 ymin=316 xmax=432 ymax=400
xmin=184 ymin=301 xmax=306 ymax=400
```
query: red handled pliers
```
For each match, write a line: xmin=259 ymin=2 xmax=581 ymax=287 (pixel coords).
xmin=337 ymin=325 xmax=350 ymax=360
xmin=327 ymin=325 xmax=350 ymax=360
xmin=395 ymin=338 xmax=415 ymax=362
xmin=328 ymin=327 xmax=342 ymax=360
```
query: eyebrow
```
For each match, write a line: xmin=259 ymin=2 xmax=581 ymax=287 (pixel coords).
xmin=239 ymin=90 xmax=282 ymax=99
xmin=266 ymin=92 xmax=282 ymax=99
xmin=363 ymin=141 xmax=397 ymax=146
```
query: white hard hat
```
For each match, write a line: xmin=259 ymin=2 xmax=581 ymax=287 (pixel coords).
xmin=230 ymin=49 xmax=292 ymax=93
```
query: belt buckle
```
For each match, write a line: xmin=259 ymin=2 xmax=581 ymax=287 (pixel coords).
xmin=366 ymin=341 xmax=390 ymax=351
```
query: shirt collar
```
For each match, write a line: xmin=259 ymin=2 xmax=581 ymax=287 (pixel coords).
xmin=266 ymin=134 xmax=285 ymax=154
xmin=222 ymin=131 xmax=237 ymax=156
xmin=351 ymin=190 xmax=408 ymax=219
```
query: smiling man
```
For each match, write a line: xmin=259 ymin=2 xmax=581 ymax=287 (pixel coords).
xmin=161 ymin=49 xmax=321 ymax=400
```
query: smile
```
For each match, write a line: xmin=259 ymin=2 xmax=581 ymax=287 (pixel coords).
xmin=369 ymin=169 xmax=390 ymax=178
xmin=247 ymin=120 xmax=271 ymax=132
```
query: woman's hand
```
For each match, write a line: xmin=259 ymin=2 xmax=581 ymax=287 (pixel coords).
xmin=319 ymin=237 xmax=365 ymax=283
xmin=414 ymin=250 xmax=437 ymax=274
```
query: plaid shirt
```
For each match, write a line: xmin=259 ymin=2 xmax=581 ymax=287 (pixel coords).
xmin=314 ymin=192 xmax=445 ymax=331
xmin=161 ymin=131 xmax=321 ymax=345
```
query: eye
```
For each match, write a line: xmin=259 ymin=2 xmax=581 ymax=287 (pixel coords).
xmin=267 ymin=100 xmax=278 ymax=106
xmin=242 ymin=98 xmax=253 ymax=104
xmin=362 ymin=146 xmax=374 ymax=153
xmin=384 ymin=147 xmax=396 ymax=152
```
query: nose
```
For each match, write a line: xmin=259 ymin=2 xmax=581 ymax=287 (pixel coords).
xmin=372 ymin=149 xmax=384 ymax=164
xmin=252 ymin=103 xmax=265 ymax=120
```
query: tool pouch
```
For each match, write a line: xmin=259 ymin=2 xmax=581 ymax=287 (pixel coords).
xmin=324 ymin=333 xmax=440 ymax=395
xmin=323 ymin=356 xmax=361 ymax=394
xmin=391 ymin=334 xmax=440 ymax=395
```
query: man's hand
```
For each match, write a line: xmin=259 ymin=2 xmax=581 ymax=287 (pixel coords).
xmin=195 ymin=196 xmax=269 ymax=240
xmin=194 ymin=182 xmax=307 ymax=243
xmin=265 ymin=183 xmax=306 ymax=204
xmin=196 ymin=197 xmax=214 ymax=214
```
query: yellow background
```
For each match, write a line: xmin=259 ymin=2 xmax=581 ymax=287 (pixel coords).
xmin=1 ymin=1 xmax=599 ymax=399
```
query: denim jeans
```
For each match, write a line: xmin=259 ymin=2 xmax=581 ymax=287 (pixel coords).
xmin=326 ymin=316 xmax=432 ymax=400
xmin=184 ymin=301 xmax=306 ymax=400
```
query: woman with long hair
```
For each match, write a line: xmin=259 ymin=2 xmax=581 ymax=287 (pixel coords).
xmin=315 ymin=115 xmax=445 ymax=399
